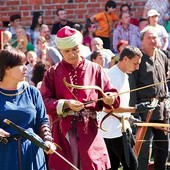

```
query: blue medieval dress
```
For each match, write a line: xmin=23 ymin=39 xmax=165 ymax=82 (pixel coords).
xmin=0 ymin=82 xmax=48 ymax=170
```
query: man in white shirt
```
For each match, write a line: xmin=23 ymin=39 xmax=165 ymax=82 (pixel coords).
xmin=98 ymin=46 xmax=154 ymax=170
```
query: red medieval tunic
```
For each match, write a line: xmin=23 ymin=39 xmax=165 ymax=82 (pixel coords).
xmin=40 ymin=58 xmax=120 ymax=170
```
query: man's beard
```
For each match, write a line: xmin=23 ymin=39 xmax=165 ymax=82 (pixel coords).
xmin=45 ymin=34 xmax=50 ymax=40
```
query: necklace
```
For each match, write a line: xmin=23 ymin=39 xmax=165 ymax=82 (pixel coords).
xmin=0 ymin=84 xmax=28 ymax=96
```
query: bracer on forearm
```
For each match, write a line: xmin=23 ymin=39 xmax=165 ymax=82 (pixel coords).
xmin=38 ymin=124 xmax=54 ymax=142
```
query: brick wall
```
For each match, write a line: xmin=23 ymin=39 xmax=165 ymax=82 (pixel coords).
xmin=0 ymin=0 xmax=147 ymax=27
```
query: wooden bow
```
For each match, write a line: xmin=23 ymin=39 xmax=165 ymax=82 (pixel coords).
xmin=134 ymin=98 xmax=159 ymax=157
xmin=63 ymin=77 xmax=106 ymax=97
xmin=63 ymin=77 xmax=169 ymax=133
xmin=63 ymin=77 xmax=169 ymax=102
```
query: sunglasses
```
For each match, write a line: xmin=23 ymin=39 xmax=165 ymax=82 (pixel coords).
xmin=91 ymin=25 xmax=96 ymax=29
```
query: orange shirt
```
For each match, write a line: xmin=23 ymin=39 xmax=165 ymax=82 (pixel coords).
xmin=95 ymin=12 xmax=118 ymax=38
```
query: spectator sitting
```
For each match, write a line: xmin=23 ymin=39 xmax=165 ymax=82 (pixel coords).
xmin=51 ymin=8 xmax=75 ymax=35
xmin=120 ymin=3 xmax=139 ymax=26
xmin=139 ymin=18 xmax=149 ymax=31
xmin=26 ymin=51 xmax=37 ymax=84
xmin=36 ymin=36 xmax=62 ymax=66
xmin=3 ymin=30 xmax=12 ymax=48
xmin=109 ymin=40 xmax=129 ymax=67
xmin=83 ymin=20 xmax=96 ymax=50
xmin=6 ymin=14 xmax=21 ymax=40
xmin=91 ymin=50 xmax=106 ymax=68
xmin=86 ymin=37 xmax=115 ymax=68
xmin=113 ymin=12 xmax=141 ymax=53
xmin=12 ymin=26 xmax=34 ymax=54
xmin=117 ymin=40 xmax=129 ymax=54
xmin=31 ymin=60 xmax=50 ymax=89
xmin=40 ymin=24 xmax=57 ymax=48
xmin=73 ymin=23 xmax=83 ymax=33
xmin=28 ymin=11 xmax=43 ymax=52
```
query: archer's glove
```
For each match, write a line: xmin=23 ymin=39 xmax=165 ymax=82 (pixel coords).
xmin=135 ymin=102 xmax=156 ymax=113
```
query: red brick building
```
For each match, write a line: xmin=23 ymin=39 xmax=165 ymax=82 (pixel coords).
xmin=0 ymin=0 xmax=147 ymax=27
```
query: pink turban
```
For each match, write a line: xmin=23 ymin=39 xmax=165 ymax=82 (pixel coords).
xmin=56 ymin=26 xmax=81 ymax=49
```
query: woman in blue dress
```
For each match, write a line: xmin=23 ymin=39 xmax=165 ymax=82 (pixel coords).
xmin=0 ymin=48 xmax=56 ymax=170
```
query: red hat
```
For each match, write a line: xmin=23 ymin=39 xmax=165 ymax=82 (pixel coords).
xmin=56 ymin=26 xmax=81 ymax=49
xmin=117 ymin=40 xmax=128 ymax=53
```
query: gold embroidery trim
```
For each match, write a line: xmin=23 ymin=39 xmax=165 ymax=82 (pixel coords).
xmin=0 ymin=85 xmax=28 ymax=96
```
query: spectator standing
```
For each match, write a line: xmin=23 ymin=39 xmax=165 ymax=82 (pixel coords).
xmin=113 ymin=12 xmax=141 ymax=53
xmin=51 ymin=8 xmax=75 ymax=35
xmin=143 ymin=0 xmax=169 ymax=25
xmin=164 ymin=0 xmax=170 ymax=50
xmin=147 ymin=9 xmax=169 ymax=51
xmin=90 ymin=0 xmax=118 ymax=49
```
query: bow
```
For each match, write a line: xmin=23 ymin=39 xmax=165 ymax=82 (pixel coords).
xmin=134 ymin=98 xmax=159 ymax=157
xmin=4 ymin=119 xmax=79 ymax=170
xmin=63 ymin=77 xmax=169 ymax=131
xmin=99 ymin=110 xmax=118 ymax=131
xmin=63 ymin=77 xmax=106 ymax=97
xmin=63 ymin=78 xmax=170 ymax=100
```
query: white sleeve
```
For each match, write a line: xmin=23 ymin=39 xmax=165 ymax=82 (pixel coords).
xmin=56 ymin=99 xmax=66 ymax=115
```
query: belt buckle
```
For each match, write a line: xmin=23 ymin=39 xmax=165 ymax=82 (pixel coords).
xmin=0 ymin=137 xmax=8 ymax=144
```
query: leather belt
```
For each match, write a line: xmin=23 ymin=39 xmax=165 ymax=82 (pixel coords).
xmin=67 ymin=110 xmax=96 ymax=119
xmin=0 ymin=135 xmax=22 ymax=144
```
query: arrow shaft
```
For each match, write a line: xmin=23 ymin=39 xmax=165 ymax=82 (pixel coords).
xmin=54 ymin=151 xmax=79 ymax=170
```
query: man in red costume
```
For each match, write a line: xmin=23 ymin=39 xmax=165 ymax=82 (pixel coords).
xmin=40 ymin=26 xmax=120 ymax=170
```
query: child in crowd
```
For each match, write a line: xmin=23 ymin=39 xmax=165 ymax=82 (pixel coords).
xmin=26 ymin=51 xmax=37 ymax=84
xmin=31 ymin=60 xmax=50 ymax=89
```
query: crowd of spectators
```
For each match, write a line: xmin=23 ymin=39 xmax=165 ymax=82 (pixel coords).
xmin=0 ymin=0 xmax=170 ymax=169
